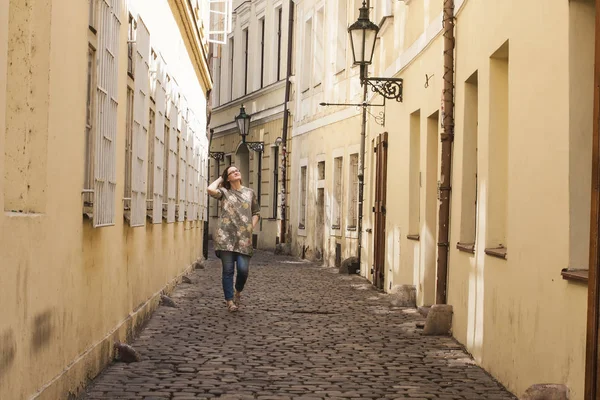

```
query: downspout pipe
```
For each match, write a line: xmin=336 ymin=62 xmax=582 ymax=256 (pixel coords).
xmin=203 ymin=89 xmax=213 ymax=260
xmin=280 ymin=0 xmax=294 ymax=244
xmin=436 ymin=0 xmax=455 ymax=305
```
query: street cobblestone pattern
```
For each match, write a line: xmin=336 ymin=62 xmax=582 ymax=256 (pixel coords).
xmin=83 ymin=248 xmax=517 ymax=400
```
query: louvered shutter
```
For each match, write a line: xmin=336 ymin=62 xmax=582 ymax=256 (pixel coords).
xmin=167 ymin=96 xmax=178 ymax=223
xmin=199 ymin=145 xmax=206 ymax=220
xmin=130 ymin=17 xmax=150 ymax=227
xmin=153 ymin=58 xmax=166 ymax=223
xmin=186 ymin=129 xmax=194 ymax=221
xmin=93 ymin=0 xmax=122 ymax=227
xmin=178 ymin=110 xmax=187 ymax=222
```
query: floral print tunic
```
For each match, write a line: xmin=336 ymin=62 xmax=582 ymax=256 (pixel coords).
xmin=210 ymin=186 xmax=260 ymax=256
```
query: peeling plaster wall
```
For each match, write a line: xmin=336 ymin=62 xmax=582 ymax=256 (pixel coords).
xmin=0 ymin=0 xmax=210 ymax=399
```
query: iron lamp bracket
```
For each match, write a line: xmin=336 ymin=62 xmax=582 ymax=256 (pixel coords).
xmin=362 ymin=77 xmax=403 ymax=102
xmin=209 ymin=152 xmax=225 ymax=161
xmin=246 ymin=142 xmax=264 ymax=153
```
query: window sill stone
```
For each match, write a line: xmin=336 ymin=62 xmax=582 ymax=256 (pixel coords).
xmin=561 ymin=268 xmax=589 ymax=284
xmin=457 ymin=242 xmax=475 ymax=254
xmin=485 ymin=246 xmax=507 ymax=260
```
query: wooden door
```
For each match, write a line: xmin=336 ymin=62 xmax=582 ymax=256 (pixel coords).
xmin=373 ymin=132 xmax=388 ymax=289
xmin=586 ymin=2 xmax=600 ymax=398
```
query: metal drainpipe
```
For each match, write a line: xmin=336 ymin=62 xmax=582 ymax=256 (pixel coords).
xmin=280 ymin=0 xmax=294 ymax=244
xmin=436 ymin=0 xmax=455 ymax=305
xmin=203 ymin=104 xmax=213 ymax=261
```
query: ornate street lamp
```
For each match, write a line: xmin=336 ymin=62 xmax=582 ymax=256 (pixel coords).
xmin=233 ymin=104 xmax=264 ymax=214
xmin=235 ymin=104 xmax=251 ymax=142
xmin=348 ymin=1 xmax=403 ymax=102
xmin=348 ymin=0 xmax=379 ymax=67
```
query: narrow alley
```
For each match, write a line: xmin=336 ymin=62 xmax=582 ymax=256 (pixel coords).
xmin=83 ymin=248 xmax=516 ymax=400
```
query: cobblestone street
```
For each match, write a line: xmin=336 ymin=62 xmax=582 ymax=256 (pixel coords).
xmin=83 ymin=248 xmax=517 ymax=400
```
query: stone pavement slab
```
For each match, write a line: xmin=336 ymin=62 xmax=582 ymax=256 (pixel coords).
xmin=82 ymin=248 xmax=517 ymax=400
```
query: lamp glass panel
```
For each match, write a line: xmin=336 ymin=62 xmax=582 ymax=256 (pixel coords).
xmin=350 ymin=28 xmax=364 ymax=64
xmin=364 ymin=29 xmax=376 ymax=64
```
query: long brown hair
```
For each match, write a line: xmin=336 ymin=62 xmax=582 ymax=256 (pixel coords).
xmin=220 ymin=165 xmax=243 ymax=190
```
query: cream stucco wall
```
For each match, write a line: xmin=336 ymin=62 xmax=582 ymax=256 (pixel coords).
xmin=356 ymin=0 xmax=591 ymax=398
xmin=290 ymin=113 xmax=363 ymax=264
xmin=446 ymin=1 xmax=589 ymax=398
xmin=0 ymin=0 xmax=8 ymax=218
xmin=0 ymin=0 xmax=210 ymax=398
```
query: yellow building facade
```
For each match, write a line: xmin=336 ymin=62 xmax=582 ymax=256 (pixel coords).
xmin=0 ymin=0 xmax=211 ymax=398
xmin=209 ymin=0 xmax=294 ymax=250
xmin=291 ymin=0 xmax=596 ymax=398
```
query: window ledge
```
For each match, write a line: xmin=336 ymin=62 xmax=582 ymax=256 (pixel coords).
xmin=407 ymin=234 xmax=420 ymax=241
xmin=485 ymin=246 xmax=507 ymax=260
xmin=561 ymin=268 xmax=589 ymax=284
xmin=457 ymin=242 xmax=475 ymax=254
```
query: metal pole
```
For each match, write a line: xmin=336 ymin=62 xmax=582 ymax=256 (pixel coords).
xmin=435 ymin=0 xmax=455 ymax=305
xmin=357 ymin=0 xmax=371 ymax=274
xmin=357 ymin=64 xmax=367 ymax=270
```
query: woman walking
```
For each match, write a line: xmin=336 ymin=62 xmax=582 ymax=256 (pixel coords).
xmin=207 ymin=165 xmax=260 ymax=312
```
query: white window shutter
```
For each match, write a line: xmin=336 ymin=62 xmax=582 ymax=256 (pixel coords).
xmin=153 ymin=60 xmax=166 ymax=224
xmin=178 ymin=113 xmax=187 ymax=222
xmin=93 ymin=0 xmax=122 ymax=228
xmin=167 ymin=99 xmax=178 ymax=223
xmin=131 ymin=18 xmax=150 ymax=227
xmin=200 ymin=140 xmax=206 ymax=221
xmin=186 ymin=132 xmax=195 ymax=221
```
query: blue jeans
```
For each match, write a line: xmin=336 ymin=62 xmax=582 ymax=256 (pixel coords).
xmin=220 ymin=251 xmax=250 ymax=301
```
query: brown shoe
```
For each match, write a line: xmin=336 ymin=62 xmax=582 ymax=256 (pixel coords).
xmin=226 ymin=300 xmax=238 ymax=312
xmin=234 ymin=290 xmax=242 ymax=306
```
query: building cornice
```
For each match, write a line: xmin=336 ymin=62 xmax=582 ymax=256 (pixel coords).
xmin=237 ymin=1 xmax=252 ymax=27
xmin=255 ymin=0 xmax=267 ymax=16
xmin=212 ymin=80 xmax=286 ymax=112
xmin=168 ymin=0 xmax=213 ymax=93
